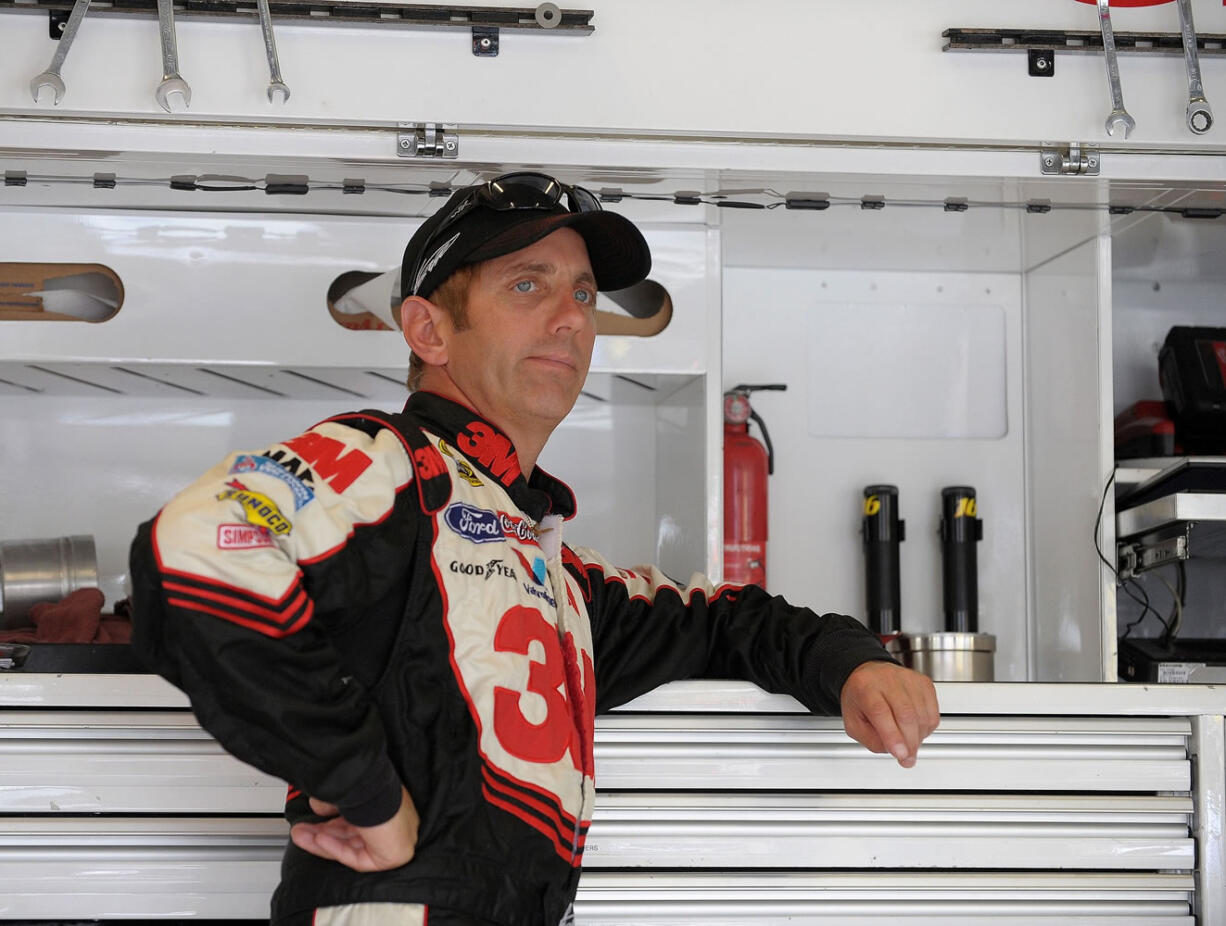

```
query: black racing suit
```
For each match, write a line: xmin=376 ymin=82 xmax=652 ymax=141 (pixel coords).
xmin=129 ymin=391 xmax=895 ymax=926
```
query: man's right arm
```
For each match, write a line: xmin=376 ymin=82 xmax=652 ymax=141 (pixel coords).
xmin=129 ymin=420 xmax=416 ymax=830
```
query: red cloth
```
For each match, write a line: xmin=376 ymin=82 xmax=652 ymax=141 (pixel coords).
xmin=0 ymin=587 xmax=131 ymax=644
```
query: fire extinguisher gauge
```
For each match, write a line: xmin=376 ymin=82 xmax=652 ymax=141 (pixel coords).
xmin=724 ymin=393 xmax=752 ymax=424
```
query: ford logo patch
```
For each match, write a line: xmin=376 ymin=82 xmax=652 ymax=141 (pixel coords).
xmin=444 ymin=502 xmax=503 ymax=544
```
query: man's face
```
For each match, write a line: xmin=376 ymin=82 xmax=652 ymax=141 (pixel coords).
xmin=439 ymin=227 xmax=598 ymax=435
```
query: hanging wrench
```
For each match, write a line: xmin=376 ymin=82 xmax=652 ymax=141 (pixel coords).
xmin=1176 ymin=0 xmax=1213 ymax=134
xmin=257 ymin=0 xmax=290 ymax=103
xmin=1097 ymin=0 xmax=1135 ymax=138
xmin=29 ymin=0 xmax=91 ymax=105
xmin=154 ymin=0 xmax=191 ymax=113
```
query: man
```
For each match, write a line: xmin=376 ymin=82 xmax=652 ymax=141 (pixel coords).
xmin=129 ymin=171 xmax=939 ymax=926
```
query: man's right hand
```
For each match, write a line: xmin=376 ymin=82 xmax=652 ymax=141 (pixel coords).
xmin=289 ymin=785 xmax=419 ymax=872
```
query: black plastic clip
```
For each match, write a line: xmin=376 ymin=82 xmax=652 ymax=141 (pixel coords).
xmin=598 ymin=188 xmax=624 ymax=203
xmin=4 ymin=171 xmax=27 ymax=187
xmin=673 ymin=192 xmax=702 ymax=206
xmin=860 ymin=196 xmax=885 ymax=210
xmin=342 ymin=178 xmax=366 ymax=195
xmin=265 ymin=174 xmax=310 ymax=195
xmin=944 ymin=197 xmax=969 ymax=213
xmin=92 ymin=173 xmax=116 ymax=190
xmin=169 ymin=175 xmax=198 ymax=191
xmin=1108 ymin=205 xmax=1136 ymax=216
xmin=1178 ymin=207 xmax=1224 ymax=219
xmin=785 ymin=195 xmax=830 ymax=211
xmin=1026 ymin=200 xmax=1052 ymax=214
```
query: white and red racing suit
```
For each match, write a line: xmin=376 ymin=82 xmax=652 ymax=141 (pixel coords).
xmin=129 ymin=391 xmax=896 ymax=926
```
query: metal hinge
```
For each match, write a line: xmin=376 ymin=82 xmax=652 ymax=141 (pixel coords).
xmin=397 ymin=123 xmax=459 ymax=159
xmin=1040 ymin=143 xmax=1100 ymax=176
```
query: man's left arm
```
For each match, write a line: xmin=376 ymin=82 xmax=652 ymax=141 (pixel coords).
xmin=566 ymin=546 xmax=939 ymax=766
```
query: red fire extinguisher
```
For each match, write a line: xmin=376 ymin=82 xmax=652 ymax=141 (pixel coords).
xmin=723 ymin=383 xmax=786 ymax=587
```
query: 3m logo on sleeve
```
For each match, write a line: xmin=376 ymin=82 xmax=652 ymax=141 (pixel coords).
xmin=216 ymin=479 xmax=293 ymax=536
xmin=281 ymin=432 xmax=373 ymax=493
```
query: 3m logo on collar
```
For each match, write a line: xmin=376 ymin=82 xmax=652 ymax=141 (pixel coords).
xmin=216 ymin=479 xmax=293 ymax=536
xmin=229 ymin=454 xmax=314 ymax=510
xmin=280 ymin=432 xmax=372 ymax=493
xmin=457 ymin=421 xmax=520 ymax=488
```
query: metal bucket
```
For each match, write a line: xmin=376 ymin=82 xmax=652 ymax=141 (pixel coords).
xmin=0 ymin=535 xmax=98 ymax=629
xmin=888 ymin=631 xmax=996 ymax=682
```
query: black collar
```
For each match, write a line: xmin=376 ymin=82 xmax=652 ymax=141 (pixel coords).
xmin=404 ymin=392 xmax=577 ymax=523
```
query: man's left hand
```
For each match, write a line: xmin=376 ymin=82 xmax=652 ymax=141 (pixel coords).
xmin=839 ymin=661 xmax=940 ymax=768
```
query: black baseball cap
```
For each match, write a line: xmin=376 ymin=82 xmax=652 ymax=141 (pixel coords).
xmin=399 ymin=173 xmax=652 ymax=301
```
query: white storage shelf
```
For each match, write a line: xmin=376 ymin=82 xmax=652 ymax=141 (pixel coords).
xmin=0 ymin=208 xmax=711 ymax=377
xmin=0 ymin=677 xmax=1221 ymax=923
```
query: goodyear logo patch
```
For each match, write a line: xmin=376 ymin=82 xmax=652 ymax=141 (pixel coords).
xmin=229 ymin=454 xmax=315 ymax=510
xmin=217 ymin=479 xmax=293 ymax=536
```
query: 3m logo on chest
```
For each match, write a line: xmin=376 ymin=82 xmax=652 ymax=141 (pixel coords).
xmin=279 ymin=432 xmax=372 ymax=493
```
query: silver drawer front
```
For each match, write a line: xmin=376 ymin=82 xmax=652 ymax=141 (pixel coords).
xmin=0 ymin=707 xmax=1205 ymax=921
xmin=573 ymin=872 xmax=1196 ymax=924
xmin=594 ymin=714 xmax=1192 ymax=791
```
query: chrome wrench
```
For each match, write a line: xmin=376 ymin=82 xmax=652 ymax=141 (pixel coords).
xmin=1176 ymin=0 xmax=1213 ymax=134
xmin=29 ymin=0 xmax=91 ymax=105
xmin=154 ymin=0 xmax=191 ymax=113
xmin=1097 ymin=0 xmax=1135 ymax=138
xmin=257 ymin=0 xmax=290 ymax=103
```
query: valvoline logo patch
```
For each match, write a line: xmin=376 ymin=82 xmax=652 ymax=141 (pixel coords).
xmin=444 ymin=502 xmax=504 ymax=544
xmin=229 ymin=454 xmax=314 ymax=510
xmin=512 ymin=548 xmax=547 ymax=586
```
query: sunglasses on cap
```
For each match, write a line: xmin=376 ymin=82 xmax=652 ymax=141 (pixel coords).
xmin=406 ymin=171 xmax=603 ymax=296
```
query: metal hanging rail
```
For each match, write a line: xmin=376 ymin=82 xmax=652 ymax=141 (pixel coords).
xmin=0 ymin=0 xmax=593 ymax=33
xmin=943 ymin=27 xmax=1226 ymax=56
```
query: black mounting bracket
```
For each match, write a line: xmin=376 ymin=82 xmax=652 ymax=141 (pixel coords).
xmin=472 ymin=25 xmax=499 ymax=56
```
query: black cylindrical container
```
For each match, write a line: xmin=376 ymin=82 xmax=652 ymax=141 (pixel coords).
xmin=862 ymin=485 xmax=904 ymax=635
xmin=940 ymin=486 xmax=983 ymax=633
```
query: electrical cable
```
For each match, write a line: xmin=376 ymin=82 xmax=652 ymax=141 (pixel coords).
xmin=3 ymin=169 xmax=1225 ymax=220
xmin=1095 ymin=471 xmax=1173 ymax=640
xmin=1156 ymin=569 xmax=1183 ymax=645
xmin=1093 ymin=471 xmax=1116 ymax=575
xmin=1120 ymin=576 xmax=1171 ymax=639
